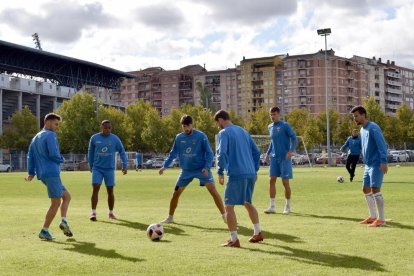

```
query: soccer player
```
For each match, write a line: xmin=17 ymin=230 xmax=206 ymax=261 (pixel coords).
xmin=351 ymin=106 xmax=388 ymax=227
xmin=340 ymin=129 xmax=362 ymax=182
xmin=26 ymin=113 xmax=73 ymax=240
xmin=88 ymin=120 xmax=127 ymax=221
xmin=264 ymin=106 xmax=297 ymax=215
xmin=215 ymin=110 xmax=262 ymax=248
xmin=159 ymin=115 xmax=226 ymax=224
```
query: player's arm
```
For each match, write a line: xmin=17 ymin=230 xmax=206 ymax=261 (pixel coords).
xmin=26 ymin=141 xmax=36 ymax=181
xmin=46 ymin=133 xmax=64 ymax=164
xmin=265 ymin=141 xmax=273 ymax=163
xmin=160 ymin=138 xmax=178 ymax=175
xmin=116 ymin=137 xmax=128 ymax=175
xmin=87 ymin=136 xmax=95 ymax=172
xmin=203 ymin=135 xmax=214 ymax=172
xmin=249 ymin=135 xmax=261 ymax=173
xmin=287 ymin=125 xmax=298 ymax=160
xmin=216 ymin=132 xmax=228 ymax=182
xmin=340 ymin=138 xmax=350 ymax=152
xmin=372 ymin=127 xmax=388 ymax=173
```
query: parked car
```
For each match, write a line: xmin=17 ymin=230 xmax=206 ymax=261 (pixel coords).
xmin=0 ymin=163 xmax=12 ymax=172
xmin=404 ymin=150 xmax=414 ymax=162
xmin=315 ymin=153 xmax=342 ymax=165
xmin=389 ymin=150 xmax=408 ymax=162
xmin=143 ymin=158 xmax=164 ymax=169
xmin=61 ymin=162 xmax=79 ymax=171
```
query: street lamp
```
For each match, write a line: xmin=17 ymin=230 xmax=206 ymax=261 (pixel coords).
xmin=317 ymin=28 xmax=332 ymax=166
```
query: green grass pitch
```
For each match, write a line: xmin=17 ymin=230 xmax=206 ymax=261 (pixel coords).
xmin=1 ymin=165 xmax=414 ymax=275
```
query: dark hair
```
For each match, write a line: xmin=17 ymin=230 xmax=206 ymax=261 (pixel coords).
xmin=350 ymin=105 xmax=367 ymax=116
xmin=214 ymin=109 xmax=230 ymax=121
xmin=180 ymin=115 xmax=193 ymax=125
xmin=270 ymin=106 xmax=280 ymax=113
xmin=44 ymin=113 xmax=61 ymax=123
xmin=101 ymin=120 xmax=111 ymax=126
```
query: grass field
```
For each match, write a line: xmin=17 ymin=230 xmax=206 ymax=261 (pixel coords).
xmin=1 ymin=165 xmax=414 ymax=275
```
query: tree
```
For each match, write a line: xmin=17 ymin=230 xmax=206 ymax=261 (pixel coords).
xmin=0 ymin=106 xmax=38 ymax=152
xmin=97 ymin=106 xmax=131 ymax=150
xmin=303 ymin=116 xmax=323 ymax=150
xmin=335 ymin=114 xmax=355 ymax=147
xmin=125 ymin=100 xmax=155 ymax=152
xmin=364 ymin=96 xmax=387 ymax=130
xmin=316 ymin=109 xmax=340 ymax=147
xmin=286 ymin=109 xmax=311 ymax=137
xmin=56 ymin=93 xmax=99 ymax=153
xmin=196 ymin=82 xmax=212 ymax=110
xmin=396 ymin=104 xmax=414 ymax=146
xmin=141 ymin=108 xmax=170 ymax=153
xmin=384 ymin=116 xmax=403 ymax=149
xmin=228 ymin=109 xmax=244 ymax=128
xmin=245 ymin=108 xmax=269 ymax=135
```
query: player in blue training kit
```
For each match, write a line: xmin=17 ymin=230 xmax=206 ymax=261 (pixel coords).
xmin=26 ymin=113 xmax=73 ymax=240
xmin=159 ymin=115 xmax=225 ymax=224
xmin=264 ymin=106 xmax=297 ymax=215
xmin=340 ymin=129 xmax=362 ymax=182
xmin=215 ymin=110 xmax=262 ymax=248
xmin=351 ymin=106 xmax=388 ymax=227
xmin=88 ymin=120 xmax=127 ymax=221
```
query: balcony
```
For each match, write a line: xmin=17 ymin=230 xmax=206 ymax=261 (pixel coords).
xmin=386 ymin=87 xmax=402 ymax=94
xmin=251 ymin=79 xmax=263 ymax=85
xmin=387 ymin=80 xmax=402 ymax=87
xmin=385 ymin=103 xmax=399 ymax=110
xmin=386 ymin=96 xmax=402 ymax=102
xmin=386 ymin=72 xmax=400 ymax=78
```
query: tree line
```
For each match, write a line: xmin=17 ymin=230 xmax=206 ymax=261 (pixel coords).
xmin=1 ymin=93 xmax=414 ymax=154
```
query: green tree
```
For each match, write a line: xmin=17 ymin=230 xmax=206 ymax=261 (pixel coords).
xmin=245 ymin=108 xmax=269 ymax=135
xmin=363 ymin=96 xmax=387 ymax=130
xmin=335 ymin=114 xmax=355 ymax=147
xmin=396 ymin=104 xmax=414 ymax=145
xmin=196 ymin=82 xmax=213 ymax=110
xmin=125 ymin=100 xmax=155 ymax=152
xmin=228 ymin=109 xmax=244 ymax=128
xmin=303 ymin=116 xmax=323 ymax=149
xmin=97 ymin=106 xmax=131 ymax=150
xmin=384 ymin=116 xmax=403 ymax=149
xmin=141 ymin=109 xmax=170 ymax=153
xmin=56 ymin=93 xmax=99 ymax=153
xmin=316 ymin=109 xmax=340 ymax=147
xmin=286 ymin=109 xmax=311 ymax=137
xmin=0 ymin=106 xmax=38 ymax=152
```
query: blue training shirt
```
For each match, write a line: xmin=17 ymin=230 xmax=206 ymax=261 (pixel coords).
xmin=360 ymin=121 xmax=388 ymax=166
xmin=340 ymin=136 xmax=362 ymax=156
xmin=216 ymin=124 xmax=260 ymax=180
xmin=163 ymin=130 xmax=214 ymax=171
xmin=88 ymin=133 xmax=127 ymax=170
xmin=27 ymin=129 xmax=64 ymax=180
xmin=266 ymin=121 xmax=298 ymax=160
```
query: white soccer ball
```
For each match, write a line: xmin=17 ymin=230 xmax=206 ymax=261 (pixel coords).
xmin=337 ymin=176 xmax=344 ymax=183
xmin=146 ymin=223 xmax=164 ymax=241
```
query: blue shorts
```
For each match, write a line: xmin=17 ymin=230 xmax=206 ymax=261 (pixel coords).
xmin=224 ymin=177 xmax=255 ymax=206
xmin=41 ymin=177 xmax=66 ymax=198
xmin=269 ymin=158 xmax=293 ymax=179
xmin=363 ymin=165 xmax=384 ymax=188
xmin=176 ymin=169 xmax=214 ymax=187
xmin=92 ymin=168 xmax=115 ymax=187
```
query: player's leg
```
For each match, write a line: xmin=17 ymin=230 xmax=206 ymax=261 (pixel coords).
xmin=221 ymin=179 xmax=241 ymax=247
xmin=204 ymin=183 xmax=226 ymax=222
xmin=282 ymin=178 xmax=291 ymax=214
xmin=244 ymin=177 xmax=263 ymax=243
xmin=265 ymin=157 xmax=281 ymax=213
xmin=360 ymin=167 xmax=377 ymax=224
xmin=281 ymin=159 xmax=293 ymax=214
xmin=346 ymin=156 xmax=353 ymax=178
xmin=59 ymin=190 xmax=73 ymax=237
xmin=103 ymin=170 xmax=116 ymax=219
xmin=350 ymin=155 xmax=359 ymax=181
xmin=91 ymin=169 xmax=104 ymax=221
xmin=161 ymin=186 xmax=186 ymax=223
xmin=369 ymin=167 xmax=385 ymax=227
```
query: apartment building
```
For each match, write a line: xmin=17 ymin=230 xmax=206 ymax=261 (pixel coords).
xmin=239 ymin=55 xmax=284 ymax=118
xmin=193 ymin=67 xmax=241 ymax=114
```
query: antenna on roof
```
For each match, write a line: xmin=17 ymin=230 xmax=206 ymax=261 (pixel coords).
xmin=32 ymin=33 xmax=42 ymax=50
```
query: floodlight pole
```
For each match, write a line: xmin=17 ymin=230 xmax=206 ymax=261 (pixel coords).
xmin=317 ymin=28 xmax=332 ymax=166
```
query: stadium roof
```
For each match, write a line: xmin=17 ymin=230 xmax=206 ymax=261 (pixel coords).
xmin=0 ymin=39 xmax=135 ymax=90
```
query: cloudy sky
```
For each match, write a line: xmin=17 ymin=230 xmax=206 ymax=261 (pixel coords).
xmin=1 ymin=0 xmax=413 ymax=72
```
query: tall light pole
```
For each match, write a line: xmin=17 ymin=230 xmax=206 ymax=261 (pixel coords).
xmin=317 ymin=28 xmax=332 ymax=166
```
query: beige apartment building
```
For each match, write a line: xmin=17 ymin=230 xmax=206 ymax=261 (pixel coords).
xmin=193 ymin=68 xmax=241 ymax=113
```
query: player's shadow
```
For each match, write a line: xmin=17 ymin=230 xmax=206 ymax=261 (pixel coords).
xmin=294 ymin=213 xmax=414 ymax=230
xmin=99 ymin=219 xmax=188 ymax=236
xmin=383 ymin=181 xmax=414 ymax=184
xmin=54 ymin=240 xmax=144 ymax=262
xmin=241 ymin=244 xmax=387 ymax=272
xmin=237 ymin=225 xmax=302 ymax=243
xmin=175 ymin=223 xmax=302 ymax=243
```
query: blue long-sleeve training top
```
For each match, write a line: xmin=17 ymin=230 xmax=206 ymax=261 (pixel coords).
xmin=360 ymin=121 xmax=388 ymax=166
xmin=27 ymin=129 xmax=64 ymax=180
xmin=88 ymin=133 xmax=127 ymax=170
xmin=163 ymin=130 xmax=214 ymax=171
xmin=340 ymin=136 xmax=362 ymax=156
xmin=266 ymin=121 xmax=298 ymax=160
xmin=216 ymin=124 xmax=260 ymax=180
